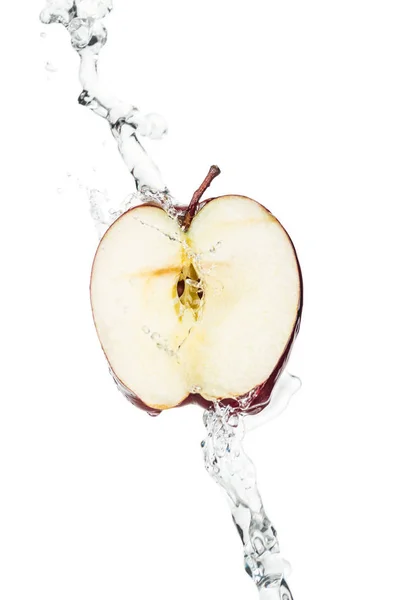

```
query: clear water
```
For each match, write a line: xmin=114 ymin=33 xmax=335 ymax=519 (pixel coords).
xmin=203 ymin=372 xmax=300 ymax=600
xmin=40 ymin=3 xmax=300 ymax=598
xmin=40 ymin=0 xmax=171 ymax=203
xmin=89 ymin=188 xmax=141 ymax=237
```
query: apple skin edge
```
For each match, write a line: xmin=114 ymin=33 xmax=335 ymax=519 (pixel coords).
xmin=90 ymin=199 xmax=303 ymax=418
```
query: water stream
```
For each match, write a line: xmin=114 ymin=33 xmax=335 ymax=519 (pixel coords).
xmin=203 ymin=372 xmax=300 ymax=600
xmin=40 ymin=3 xmax=300 ymax=598
xmin=41 ymin=0 xmax=172 ymax=200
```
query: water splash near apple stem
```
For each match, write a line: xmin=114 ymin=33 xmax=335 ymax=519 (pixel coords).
xmin=40 ymin=0 xmax=172 ymax=202
xmin=202 ymin=373 xmax=301 ymax=599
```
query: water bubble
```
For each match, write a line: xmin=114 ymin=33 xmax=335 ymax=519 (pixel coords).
xmin=151 ymin=332 xmax=160 ymax=341
xmin=40 ymin=31 xmax=47 ymax=39
xmin=142 ymin=326 xmax=150 ymax=335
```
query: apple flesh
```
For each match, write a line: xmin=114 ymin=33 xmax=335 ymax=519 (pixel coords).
xmin=90 ymin=194 xmax=302 ymax=415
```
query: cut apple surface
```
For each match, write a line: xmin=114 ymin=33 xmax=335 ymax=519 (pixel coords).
xmin=90 ymin=194 xmax=302 ymax=413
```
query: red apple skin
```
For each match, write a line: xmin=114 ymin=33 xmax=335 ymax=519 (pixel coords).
xmin=90 ymin=197 xmax=303 ymax=417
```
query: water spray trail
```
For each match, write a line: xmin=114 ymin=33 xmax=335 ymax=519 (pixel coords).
xmin=40 ymin=0 xmax=171 ymax=200
xmin=40 ymin=3 xmax=300 ymax=598
xmin=203 ymin=373 xmax=300 ymax=600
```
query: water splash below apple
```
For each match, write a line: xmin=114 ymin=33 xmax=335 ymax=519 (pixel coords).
xmin=203 ymin=372 xmax=300 ymax=600
xmin=40 ymin=2 xmax=301 ymax=598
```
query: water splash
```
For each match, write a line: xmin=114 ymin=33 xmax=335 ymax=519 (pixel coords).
xmin=40 ymin=0 xmax=172 ymax=202
xmin=40 ymin=3 xmax=301 ymax=598
xmin=89 ymin=188 xmax=141 ymax=237
xmin=203 ymin=372 xmax=300 ymax=599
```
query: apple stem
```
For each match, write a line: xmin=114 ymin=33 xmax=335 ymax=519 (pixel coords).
xmin=182 ymin=165 xmax=221 ymax=231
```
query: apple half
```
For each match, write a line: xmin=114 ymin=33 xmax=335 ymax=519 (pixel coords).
xmin=90 ymin=169 xmax=302 ymax=415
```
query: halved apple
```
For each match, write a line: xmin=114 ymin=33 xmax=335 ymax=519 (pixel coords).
xmin=90 ymin=175 xmax=302 ymax=415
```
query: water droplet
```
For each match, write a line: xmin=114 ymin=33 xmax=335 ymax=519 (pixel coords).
xmin=151 ymin=332 xmax=160 ymax=341
xmin=40 ymin=31 xmax=47 ymax=39
xmin=142 ymin=326 xmax=150 ymax=334
xmin=209 ymin=241 xmax=222 ymax=254
xmin=190 ymin=385 xmax=202 ymax=394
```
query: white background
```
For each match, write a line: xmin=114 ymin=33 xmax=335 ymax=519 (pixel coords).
xmin=1 ymin=1 xmax=400 ymax=599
